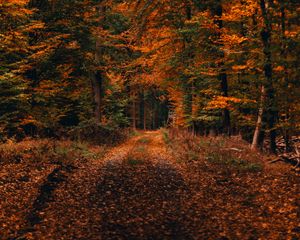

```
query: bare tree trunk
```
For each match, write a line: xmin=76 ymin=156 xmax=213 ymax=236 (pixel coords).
xmin=138 ymin=90 xmax=146 ymax=130
xmin=50 ymin=0 xmax=57 ymax=12
xmin=91 ymin=71 xmax=103 ymax=124
xmin=220 ymin=72 xmax=230 ymax=135
xmin=279 ymin=0 xmax=291 ymax=153
xmin=211 ymin=0 xmax=231 ymax=135
xmin=143 ymin=99 xmax=146 ymax=130
xmin=183 ymin=1 xmax=193 ymax=130
xmin=132 ymin=93 xmax=136 ymax=129
xmin=91 ymin=34 xmax=103 ymax=124
xmin=91 ymin=4 xmax=108 ymax=124
xmin=251 ymin=85 xmax=265 ymax=150
xmin=260 ymin=0 xmax=277 ymax=153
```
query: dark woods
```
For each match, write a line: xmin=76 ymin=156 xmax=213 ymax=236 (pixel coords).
xmin=0 ymin=0 xmax=299 ymax=153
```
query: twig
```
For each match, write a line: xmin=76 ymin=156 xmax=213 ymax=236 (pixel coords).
xmin=269 ymin=158 xmax=283 ymax=164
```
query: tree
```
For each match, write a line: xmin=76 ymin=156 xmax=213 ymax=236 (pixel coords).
xmin=0 ymin=0 xmax=43 ymax=138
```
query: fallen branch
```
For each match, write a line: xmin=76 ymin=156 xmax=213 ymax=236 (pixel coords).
xmin=269 ymin=158 xmax=283 ymax=164
xmin=272 ymin=154 xmax=300 ymax=168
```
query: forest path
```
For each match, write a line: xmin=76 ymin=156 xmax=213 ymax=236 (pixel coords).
xmin=30 ymin=130 xmax=191 ymax=239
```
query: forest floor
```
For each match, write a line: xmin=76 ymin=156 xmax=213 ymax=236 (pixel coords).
xmin=0 ymin=130 xmax=299 ymax=240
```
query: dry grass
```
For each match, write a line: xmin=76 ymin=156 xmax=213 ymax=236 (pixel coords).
xmin=162 ymin=128 xmax=299 ymax=239
xmin=165 ymin=128 xmax=269 ymax=169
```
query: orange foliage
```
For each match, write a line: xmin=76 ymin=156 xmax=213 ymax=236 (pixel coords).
xmin=206 ymin=96 xmax=255 ymax=110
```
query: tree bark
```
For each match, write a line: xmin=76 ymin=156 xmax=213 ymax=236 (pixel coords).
xmin=182 ymin=1 xmax=193 ymax=129
xmin=260 ymin=0 xmax=277 ymax=154
xmin=144 ymin=98 xmax=147 ymax=130
xmin=132 ymin=92 xmax=136 ymax=129
xmin=220 ymin=72 xmax=230 ymax=135
xmin=91 ymin=4 xmax=107 ymax=124
xmin=251 ymin=85 xmax=265 ymax=150
xmin=139 ymin=90 xmax=146 ymax=130
xmin=91 ymin=70 xmax=103 ymax=124
xmin=91 ymin=29 xmax=103 ymax=124
xmin=279 ymin=1 xmax=291 ymax=153
xmin=211 ymin=1 xmax=231 ymax=135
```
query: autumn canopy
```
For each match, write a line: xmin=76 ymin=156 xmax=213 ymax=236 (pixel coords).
xmin=0 ymin=0 xmax=300 ymax=239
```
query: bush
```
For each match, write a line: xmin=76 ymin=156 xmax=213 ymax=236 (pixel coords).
xmin=67 ymin=120 xmax=129 ymax=145
xmin=162 ymin=129 xmax=171 ymax=145
xmin=0 ymin=139 xmax=107 ymax=167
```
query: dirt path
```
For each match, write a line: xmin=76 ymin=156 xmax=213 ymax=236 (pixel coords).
xmin=13 ymin=131 xmax=299 ymax=240
xmin=26 ymin=130 xmax=190 ymax=239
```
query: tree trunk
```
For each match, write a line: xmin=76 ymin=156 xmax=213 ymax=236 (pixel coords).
xmin=280 ymin=1 xmax=291 ymax=153
xmin=212 ymin=1 xmax=231 ymax=135
xmin=91 ymin=4 xmax=107 ymax=124
xmin=144 ymin=101 xmax=147 ymax=130
xmin=251 ymin=85 xmax=265 ymax=150
xmin=132 ymin=93 xmax=136 ymax=129
xmin=139 ymin=90 xmax=146 ymax=130
xmin=260 ymin=0 xmax=277 ymax=153
xmin=91 ymin=71 xmax=103 ymax=124
xmin=220 ymin=72 xmax=230 ymax=135
xmin=183 ymin=80 xmax=193 ymax=128
xmin=183 ymin=1 xmax=193 ymax=130
xmin=91 ymin=32 xmax=103 ymax=124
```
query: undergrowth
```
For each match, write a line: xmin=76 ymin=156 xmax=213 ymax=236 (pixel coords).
xmin=0 ymin=139 xmax=107 ymax=166
xmin=164 ymin=128 xmax=264 ymax=174
xmin=206 ymin=152 xmax=263 ymax=172
xmin=68 ymin=121 xmax=130 ymax=145
xmin=161 ymin=129 xmax=171 ymax=145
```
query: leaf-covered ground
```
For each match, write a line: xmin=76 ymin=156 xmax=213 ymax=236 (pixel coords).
xmin=0 ymin=131 xmax=299 ymax=239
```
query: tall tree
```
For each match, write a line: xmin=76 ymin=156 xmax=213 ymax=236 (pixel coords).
xmin=259 ymin=0 xmax=277 ymax=153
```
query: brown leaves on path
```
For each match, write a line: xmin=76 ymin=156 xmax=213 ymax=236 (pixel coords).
xmin=24 ymin=131 xmax=191 ymax=239
xmin=91 ymin=131 xmax=192 ymax=239
xmin=1 ymin=131 xmax=299 ymax=239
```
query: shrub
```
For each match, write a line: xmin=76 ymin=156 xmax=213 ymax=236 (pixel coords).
xmin=206 ymin=152 xmax=263 ymax=173
xmin=162 ymin=129 xmax=171 ymax=145
xmin=67 ymin=120 xmax=129 ymax=145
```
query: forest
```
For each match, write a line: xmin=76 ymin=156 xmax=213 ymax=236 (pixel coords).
xmin=0 ymin=0 xmax=299 ymax=239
